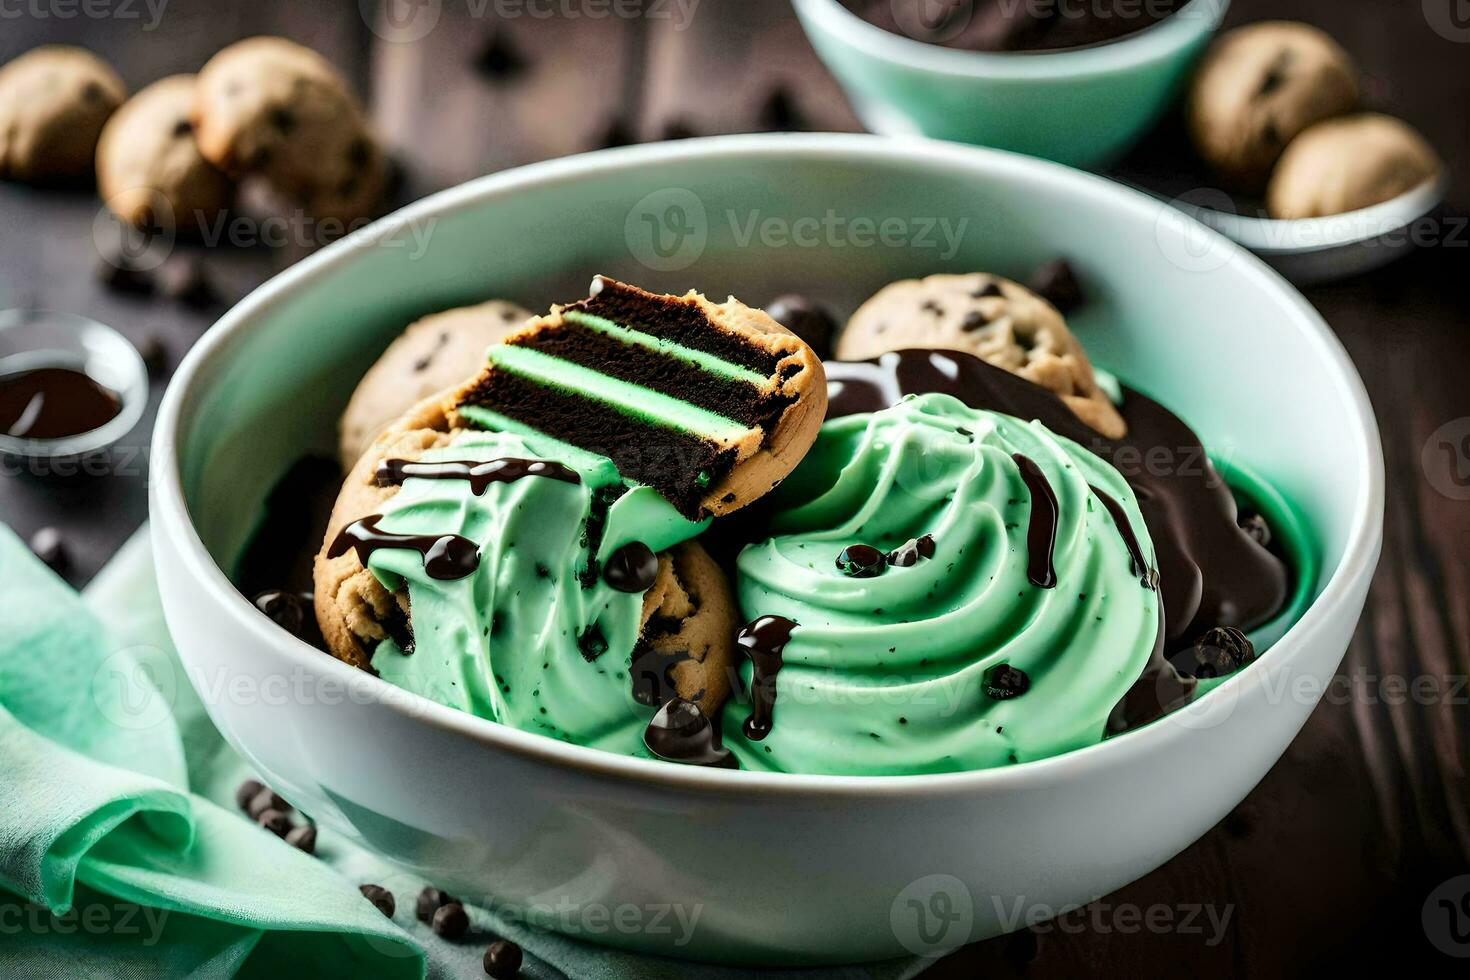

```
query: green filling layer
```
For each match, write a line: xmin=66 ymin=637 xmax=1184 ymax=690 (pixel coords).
xmin=485 ymin=344 xmax=750 ymax=443
xmin=563 ymin=310 xmax=769 ymax=386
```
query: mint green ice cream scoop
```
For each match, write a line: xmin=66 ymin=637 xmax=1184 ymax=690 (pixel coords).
xmin=726 ymin=393 xmax=1161 ymax=775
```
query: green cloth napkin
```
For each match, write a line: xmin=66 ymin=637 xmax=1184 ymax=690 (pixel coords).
xmin=0 ymin=524 xmax=926 ymax=980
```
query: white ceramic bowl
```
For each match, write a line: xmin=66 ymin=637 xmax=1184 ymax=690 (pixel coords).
xmin=150 ymin=134 xmax=1383 ymax=965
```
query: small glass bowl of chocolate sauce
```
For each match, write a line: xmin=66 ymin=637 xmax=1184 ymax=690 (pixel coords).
xmin=0 ymin=310 xmax=148 ymax=465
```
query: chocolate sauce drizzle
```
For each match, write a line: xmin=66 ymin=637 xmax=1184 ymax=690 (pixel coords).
xmin=1011 ymin=453 xmax=1059 ymax=589
xmin=630 ymin=645 xmax=696 ymax=707
xmin=737 ymin=615 xmax=797 ymax=741
xmin=825 ymin=349 xmax=1290 ymax=732
xmin=643 ymin=698 xmax=736 ymax=768
xmin=328 ymin=514 xmax=480 ymax=581
xmin=1090 ymin=485 xmax=1157 ymax=589
xmin=375 ymin=456 xmax=580 ymax=495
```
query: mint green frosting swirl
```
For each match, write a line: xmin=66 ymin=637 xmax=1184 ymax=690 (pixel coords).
xmin=725 ymin=393 xmax=1160 ymax=775
xmin=364 ymin=429 xmax=706 ymax=756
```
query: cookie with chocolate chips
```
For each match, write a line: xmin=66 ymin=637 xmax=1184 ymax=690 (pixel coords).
xmin=835 ymin=272 xmax=1125 ymax=439
xmin=97 ymin=75 xmax=235 ymax=232
xmin=338 ymin=299 xmax=533 ymax=467
xmin=0 ymin=46 xmax=126 ymax=184
xmin=1187 ymin=21 xmax=1359 ymax=192
xmin=192 ymin=37 xmax=386 ymax=224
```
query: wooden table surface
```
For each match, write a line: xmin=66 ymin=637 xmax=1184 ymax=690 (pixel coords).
xmin=2 ymin=1 xmax=1466 ymax=975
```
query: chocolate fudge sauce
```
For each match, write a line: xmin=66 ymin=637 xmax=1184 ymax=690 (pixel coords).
xmin=737 ymin=614 xmax=797 ymax=741
xmin=845 ymin=0 xmax=1191 ymax=53
xmin=0 ymin=367 xmax=121 ymax=439
xmin=1011 ymin=453 xmax=1060 ymax=589
xmin=328 ymin=514 xmax=481 ymax=581
xmin=375 ymin=456 xmax=580 ymax=495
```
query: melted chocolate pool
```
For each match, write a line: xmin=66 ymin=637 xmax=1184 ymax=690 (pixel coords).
xmin=0 ymin=367 xmax=121 ymax=439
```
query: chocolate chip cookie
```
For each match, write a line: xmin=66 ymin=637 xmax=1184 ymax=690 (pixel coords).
xmin=835 ymin=272 xmax=1126 ymax=439
xmin=1187 ymin=21 xmax=1359 ymax=192
xmin=97 ymin=75 xmax=234 ymax=232
xmin=0 ymin=46 xmax=126 ymax=184
xmin=1267 ymin=113 xmax=1443 ymax=219
xmin=192 ymin=37 xmax=386 ymax=224
xmin=338 ymin=300 xmax=533 ymax=467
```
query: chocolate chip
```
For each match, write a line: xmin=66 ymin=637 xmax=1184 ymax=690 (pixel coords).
xmin=961 ymin=310 xmax=990 ymax=332
xmin=594 ymin=115 xmax=636 ymax=149
xmin=1173 ymin=626 xmax=1254 ymax=679
xmin=764 ymin=294 xmax=837 ymax=357
xmin=1239 ymin=512 xmax=1272 ymax=549
xmin=139 ymin=335 xmax=168 ymax=377
xmin=234 ymin=778 xmax=265 ymax=812
xmin=433 ymin=902 xmax=471 ymax=940
xmin=483 ymin=939 xmax=523 ymax=978
xmin=160 ymin=256 xmax=223 ymax=310
xmin=267 ymin=107 xmax=296 ymax=135
xmin=28 ymin=527 xmax=68 ymax=573
xmin=473 ymin=31 xmax=528 ymax=81
xmin=603 ymin=541 xmax=658 ymax=593
xmin=256 ymin=808 xmax=291 ymax=837
xmin=360 ymin=884 xmax=396 ymax=918
xmin=81 ymin=81 xmax=105 ymax=104
xmin=1256 ymin=50 xmax=1294 ymax=98
xmin=577 ymin=624 xmax=608 ymax=662
xmin=1028 ymin=259 xmax=1084 ymax=314
xmin=888 ymin=534 xmax=936 ymax=567
xmin=346 ymin=138 xmax=372 ymax=171
xmin=983 ymin=663 xmax=1030 ymax=700
xmin=758 ymin=85 xmax=804 ymax=131
xmin=416 ymin=885 xmax=458 ymax=924
xmin=98 ymin=252 xmax=156 ymax=296
xmin=247 ymin=786 xmax=290 ymax=819
xmin=921 ymin=300 xmax=944 ymax=316
xmin=972 ymin=281 xmax=1003 ymax=299
xmin=836 ymin=544 xmax=887 ymax=578
xmin=285 ymin=824 xmax=317 ymax=854
xmin=660 ymin=118 xmax=699 ymax=141
xmin=172 ymin=118 xmax=193 ymax=138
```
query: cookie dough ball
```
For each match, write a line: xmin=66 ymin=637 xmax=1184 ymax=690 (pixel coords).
xmin=1267 ymin=114 xmax=1442 ymax=219
xmin=97 ymin=75 xmax=235 ymax=232
xmin=339 ymin=300 xmax=532 ymax=466
xmin=0 ymin=46 xmax=126 ymax=184
xmin=835 ymin=272 xmax=1125 ymax=439
xmin=193 ymin=37 xmax=387 ymax=224
xmin=1188 ymin=22 xmax=1358 ymax=192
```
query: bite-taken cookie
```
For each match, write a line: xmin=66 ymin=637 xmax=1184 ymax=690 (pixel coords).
xmin=338 ymin=300 xmax=532 ymax=467
xmin=1267 ymin=113 xmax=1443 ymax=220
xmin=97 ymin=75 xmax=235 ymax=232
xmin=192 ymin=37 xmax=387 ymax=224
xmin=835 ymin=272 xmax=1125 ymax=439
xmin=1187 ymin=21 xmax=1358 ymax=192
xmin=0 ymin=46 xmax=126 ymax=184
xmin=453 ymin=276 xmax=828 ymax=518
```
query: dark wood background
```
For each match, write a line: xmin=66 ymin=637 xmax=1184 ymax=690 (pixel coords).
xmin=2 ymin=1 xmax=1466 ymax=975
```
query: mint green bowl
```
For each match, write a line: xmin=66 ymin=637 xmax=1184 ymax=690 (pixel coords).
xmin=794 ymin=0 xmax=1229 ymax=169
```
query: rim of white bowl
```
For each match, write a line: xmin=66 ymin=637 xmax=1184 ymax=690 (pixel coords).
xmin=152 ymin=133 xmax=1383 ymax=799
xmin=792 ymin=0 xmax=1231 ymax=79
xmin=1177 ymin=172 xmax=1450 ymax=255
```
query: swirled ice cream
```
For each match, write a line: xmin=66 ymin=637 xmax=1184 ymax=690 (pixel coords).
xmin=726 ymin=393 xmax=1161 ymax=774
